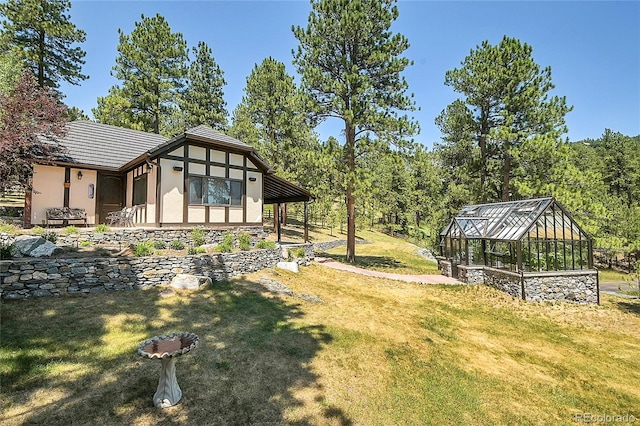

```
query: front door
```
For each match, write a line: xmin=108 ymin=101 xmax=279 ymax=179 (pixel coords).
xmin=97 ymin=173 xmax=124 ymax=224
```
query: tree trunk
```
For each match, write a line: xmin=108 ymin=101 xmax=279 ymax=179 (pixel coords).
xmin=502 ymin=146 xmax=511 ymax=201
xmin=345 ymin=121 xmax=356 ymax=263
xmin=38 ymin=31 xmax=45 ymax=88
xmin=479 ymin=110 xmax=489 ymax=202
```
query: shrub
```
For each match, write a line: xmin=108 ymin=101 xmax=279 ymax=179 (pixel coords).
xmin=191 ymin=227 xmax=205 ymax=246
xmin=31 ymin=226 xmax=45 ymax=235
xmin=0 ymin=220 xmax=19 ymax=234
xmin=196 ymin=246 xmax=207 ymax=254
xmin=132 ymin=241 xmax=154 ymax=257
xmin=215 ymin=233 xmax=234 ymax=253
xmin=0 ymin=244 xmax=12 ymax=259
xmin=170 ymin=240 xmax=185 ymax=250
xmin=42 ymin=231 xmax=57 ymax=243
xmin=188 ymin=246 xmax=197 ymax=255
xmin=80 ymin=241 xmax=91 ymax=247
xmin=288 ymin=247 xmax=307 ymax=259
xmin=238 ymin=232 xmax=251 ymax=251
xmin=95 ymin=224 xmax=109 ymax=233
xmin=256 ymin=240 xmax=276 ymax=250
xmin=153 ymin=240 xmax=167 ymax=249
xmin=63 ymin=225 xmax=78 ymax=235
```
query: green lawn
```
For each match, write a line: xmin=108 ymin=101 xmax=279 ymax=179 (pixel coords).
xmin=2 ymin=259 xmax=639 ymax=424
xmin=321 ymin=229 xmax=441 ymax=275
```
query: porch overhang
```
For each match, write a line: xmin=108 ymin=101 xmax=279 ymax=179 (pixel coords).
xmin=263 ymin=174 xmax=314 ymax=204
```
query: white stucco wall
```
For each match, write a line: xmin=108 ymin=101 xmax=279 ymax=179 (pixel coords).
xmin=246 ymin=171 xmax=263 ymax=224
xmin=69 ymin=168 xmax=97 ymax=224
xmin=31 ymin=165 xmax=65 ymax=225
xmin=160 ymin=158 xmax=184 ymax=223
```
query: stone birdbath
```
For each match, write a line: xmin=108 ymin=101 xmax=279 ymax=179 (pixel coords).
xmin=138 ymin=332 xmax=199 ymax=408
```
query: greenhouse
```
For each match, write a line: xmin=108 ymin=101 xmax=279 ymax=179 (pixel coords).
xmin=437 ymin=197 xmax=599 ymax=304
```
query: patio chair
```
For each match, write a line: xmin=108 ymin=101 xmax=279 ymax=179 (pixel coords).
xmin=122 ymin=205 xmax=138 ymax=227
xmin=106 ymin=207 xmax=126 ymax=226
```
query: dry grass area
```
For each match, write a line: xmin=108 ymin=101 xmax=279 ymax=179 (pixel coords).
xmin=2 ymin=261 xmax=640 ymax=425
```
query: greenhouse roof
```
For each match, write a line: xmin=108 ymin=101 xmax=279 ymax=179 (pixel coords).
xmin=441 ymin=197 xmax=572 ymax=242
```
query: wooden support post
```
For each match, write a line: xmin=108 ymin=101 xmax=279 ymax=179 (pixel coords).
xmin=304 ymin=201 xmax=309 ymax=243
xmin=276 ymin=203 xmax=282 ymax=243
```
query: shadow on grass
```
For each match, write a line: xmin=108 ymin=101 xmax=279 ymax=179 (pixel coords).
xmin=0 ymin=280 xmax=345 ymax=425
xmin=613 ymin=300 xmax=640 ymax=315
xmin=318 ymin=252 xmax=406 ymax=271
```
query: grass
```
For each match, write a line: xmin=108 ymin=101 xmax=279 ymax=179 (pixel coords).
xmin=599 ymin=269 xmax=636 ymax=283
xmin=2 ymin=266 xmax=639 ymax=425
xmin=322 ymin=229 xmax=440 ymax=275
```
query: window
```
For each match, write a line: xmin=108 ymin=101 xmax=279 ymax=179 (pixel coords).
xmin=133 ymin=174 xmax=147 ymax=205
xmin=189 ymin=176 xmax=243 ymax=206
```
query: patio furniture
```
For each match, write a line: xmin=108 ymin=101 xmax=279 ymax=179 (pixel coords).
xmin=45 ymin=207 xmax=87 ymax=227
xmin=105 ymin=205 xmax=138 ymax=227
xmin=138 ymin=332 xmax=199 ymax=408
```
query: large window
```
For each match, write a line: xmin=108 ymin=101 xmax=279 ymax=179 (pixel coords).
xmin=189 ymin=176 xmax=243 ymax=206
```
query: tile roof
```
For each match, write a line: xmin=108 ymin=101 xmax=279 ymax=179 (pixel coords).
xmin=185 ymin=125 xmax=253 ymax=150
xmin=52 ymin=121 xmax=167 ymax=169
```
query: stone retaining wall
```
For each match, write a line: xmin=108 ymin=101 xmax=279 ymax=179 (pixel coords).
xmin=55 ymin=226 xmax=268 ymax=248
xmin=1 ymin=248 xmax=283 ymax=299
xmin=313 ymin=239 xmax=369 ymax=252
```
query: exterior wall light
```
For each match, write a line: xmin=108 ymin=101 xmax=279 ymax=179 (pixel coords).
xmin=77 ymin=171 xmax=83 ymax=180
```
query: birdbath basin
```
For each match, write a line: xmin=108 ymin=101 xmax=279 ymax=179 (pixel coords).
xmin=138 ymin=332 xmax=199 ymax=408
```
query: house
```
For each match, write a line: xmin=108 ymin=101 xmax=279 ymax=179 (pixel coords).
xmin=437 ymin=197 xmax=599 ymax=304
xmin=28 ymin=121 xmax=312 ymax=231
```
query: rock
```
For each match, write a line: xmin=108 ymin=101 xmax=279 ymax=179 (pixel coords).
xmin=160 ymin=288 xmax=176 ymax=298
xmin=258 ymin=277 xmax=293 ymax=296
xmin=296 ymin=293 xmax=324 ymax=303
xmin=170 ymin=274 xmax=211 ymax=290
xmin=10 ymin=236 xmax=61 ymax=258
xmin=276 ymin=261 xmax=299 ymax=273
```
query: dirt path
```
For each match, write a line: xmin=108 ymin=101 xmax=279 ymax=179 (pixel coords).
xmin=314 ymin=257 xmax=461 ymax=285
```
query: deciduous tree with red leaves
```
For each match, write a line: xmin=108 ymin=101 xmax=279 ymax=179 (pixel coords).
xmin=0 ymin=71 xmax=68 ymax=193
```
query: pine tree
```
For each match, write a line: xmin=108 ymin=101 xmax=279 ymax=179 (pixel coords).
xmin=181 ymin=41 xmax=227 ymax=131
xmin=230 ymin=57 xmax=315 ymax=181
xmin=439 ymin=36 xmax=572 ymax=202
xmin=293 ymin=0 xmax=418 ymax=262
xmin=100 ymin=13 xmax=187 ymax=135
xmin=0 ymin=0 xmax=86 ymax=90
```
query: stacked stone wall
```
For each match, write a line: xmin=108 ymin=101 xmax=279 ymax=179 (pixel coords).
xmin=457 ymin=265 xmax=484 ymax=284
xmin=483 ymin=268 xmax=523 ymax=299
xmin=524 ymin=271 xmax=598 ymax=304
xmin=1 ymin=248 xmax=283 ymax=299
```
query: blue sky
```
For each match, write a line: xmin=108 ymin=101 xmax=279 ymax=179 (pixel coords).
xmin=61 ymin=0 xmax=640 ymax=149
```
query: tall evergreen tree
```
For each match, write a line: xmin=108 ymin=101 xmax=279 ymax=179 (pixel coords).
xmin=181 ymin=41 xmax=227 ymax=131
xmin=98 ymin=13 xmax=187 ymax=135
xmin=230 ymin=57 xmax=314 ymax=181
xmin=0 ymin=0 xmax=86 ymax=90
xmin=293 ymin=0 xmax=418 ymax=262
xmin=439 ymin=36 xmax=572 ymax=202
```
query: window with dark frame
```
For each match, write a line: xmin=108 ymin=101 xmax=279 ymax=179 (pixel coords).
xmin=189 ymin=176 xmax=243 ymax=206
xmin=133 ymin=174 xmax=147 ymax=205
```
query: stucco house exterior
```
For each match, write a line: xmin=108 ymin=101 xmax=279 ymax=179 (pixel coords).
xmin=28 ymin=121 xmax=312 ymax=229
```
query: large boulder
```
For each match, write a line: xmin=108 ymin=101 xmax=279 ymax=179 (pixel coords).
xmin=276 ymin=261 xmax=299 ymax=273
xmin=169 ymin=274 xmax=212 ymax=290
xmin=10 ymin=235 xmax=61 ymax=257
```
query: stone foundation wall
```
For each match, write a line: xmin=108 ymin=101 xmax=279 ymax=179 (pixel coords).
xmin=1 ymin=248 xmax=283 ymax=299
xmin=484 ymin=268 xmax=523 ymax=299
xmin=436 ymin=257 xmax=452 ymax=277
xmin=524 ymin=271 xmax=598 ymax=304
xmin=457 ymin=265 xmax=484 ymax=284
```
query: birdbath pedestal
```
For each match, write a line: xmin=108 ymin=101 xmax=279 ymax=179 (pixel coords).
xmin=138 ymin=332 xmax=199 ymax=408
